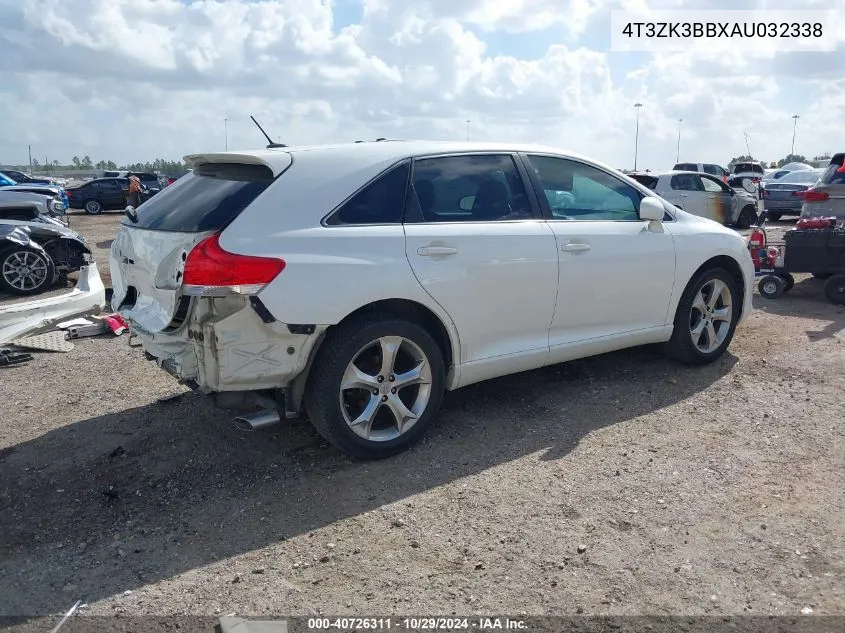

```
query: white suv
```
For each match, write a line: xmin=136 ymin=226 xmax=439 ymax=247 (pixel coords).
xmin=110 ymin=141 xmax=755 ymax=459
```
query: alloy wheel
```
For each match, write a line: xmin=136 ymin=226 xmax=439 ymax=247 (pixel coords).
xmin=338 ymin=336 xmax=433 ymax=442
xmin=689 ymin=278 xmax=733 ymax=354
xmin=2 ymin=250 xmax=50 ymax=292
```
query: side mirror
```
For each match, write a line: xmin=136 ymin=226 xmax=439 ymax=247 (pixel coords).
xmin=459 ymin=195 xmax=475 ymax=211
xmin=639 ymin=196 xmax=664 ymax=221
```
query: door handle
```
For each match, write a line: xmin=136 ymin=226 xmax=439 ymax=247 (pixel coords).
xmin=417 ymin=246 xmax=458 ymax=257
xmin=680 ymin=194 xmax=689 ymax=197
xmin=561 ymin=242 xmax=591 ymax=253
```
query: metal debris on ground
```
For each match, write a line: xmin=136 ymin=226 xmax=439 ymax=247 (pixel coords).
xmin=9 ymin=331 xmax=74 ymax=353
xmin=0 ymin=348 xmax=34 ymax=366
xmin=66 ymin=322 xmax=109 ymax=339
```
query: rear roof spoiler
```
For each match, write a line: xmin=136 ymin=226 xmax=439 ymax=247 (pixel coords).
xmin=182 ymin=151 xmax=292 ymax=177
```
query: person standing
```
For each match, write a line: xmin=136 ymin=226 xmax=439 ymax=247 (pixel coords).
xmin=126 ymin=172 xmax=143 ymax=208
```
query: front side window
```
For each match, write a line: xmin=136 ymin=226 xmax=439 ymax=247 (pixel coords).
xmin=408 ymin=154 xmax=533 ymax=223
xmin=670 ymin=174 xmax=703 ymax=192
xmin=525 ymin=155 xmax=641 ymax=221
xmin=700 ymin=176 xmax=727 ymax=193
xmin=325 ymin=161 xmax=410 ymax=226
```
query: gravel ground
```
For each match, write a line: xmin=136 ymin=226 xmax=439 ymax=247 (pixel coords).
xmin=0 ymin=214 xmax=843 ymax=626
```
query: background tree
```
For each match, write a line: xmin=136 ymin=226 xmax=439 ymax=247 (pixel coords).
xmin=82 ymin=155 xmax=93 ymax=168
xmin=728 ymin=155 xmax=756 ymax=167
xmin=814 ymin=153 xmax=831 ymax=161
xmin=71 ymin=156 xmax=81 ymax=168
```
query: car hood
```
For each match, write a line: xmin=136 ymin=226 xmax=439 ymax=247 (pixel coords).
xmin=0 ymin=216 xmax=85 ymax=243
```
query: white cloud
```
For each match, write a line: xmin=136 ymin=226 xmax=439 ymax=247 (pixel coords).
xmin=0 ymin=0 xmax=842 ymax=170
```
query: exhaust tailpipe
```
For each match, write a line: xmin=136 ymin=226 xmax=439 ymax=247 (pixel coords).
xmin=233 ymin=409 xmax=281 ymax=432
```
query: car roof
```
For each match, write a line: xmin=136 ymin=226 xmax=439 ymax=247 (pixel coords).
xmin=185 ymin=140 xmax=615 ymax=177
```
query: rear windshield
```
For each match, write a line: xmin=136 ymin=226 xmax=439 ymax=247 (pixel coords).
xmin=628 ymin=174 xmax=658 ymax=190
xmin=673 ymin=163 xmax=697 ymax=171
xmin=820 ymin=164 xmax=845 ymax=186
xmin=128 ymin=163 xmax=275 ymax=232
xmin=780 ymin=170 xmax=823 ymax=184
xmin=733 ymin=163 xmax=764 ymax=174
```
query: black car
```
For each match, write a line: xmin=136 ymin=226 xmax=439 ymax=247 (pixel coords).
xmin=0 ymin=169 xmax=52 ymax=185
xmin=66 ymin=177 xmax=155 ymax=214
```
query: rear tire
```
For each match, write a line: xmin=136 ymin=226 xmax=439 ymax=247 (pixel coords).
xmin=823 ymin=274 xmax=845 ymax=305
xmin=84 ymin=199 xmax=103 ymax=214
xmin=0 ymin=245 xmax=55 ymax=296
xmin=665 ymin=268 xmax=741 ymax=365
xmin=783 ymin=273 xmax=795 ymax=292
xmin=758 ymin=275 xmax=785 ymax=299
xmin=304 ymin=313 xmax=446 ymax=460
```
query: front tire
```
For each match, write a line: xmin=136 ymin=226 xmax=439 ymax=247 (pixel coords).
xmin=304 ymin=314 xmax=446 ymax=459
xmin=735 ymin=205 xmax=757 ymax=229
xmin=665 ymin=268 xmax=741 ymax=365
xmin=758 ymin=275 xmax=785 ymax=299
xmin=0 ymin=245 xmax=56 ymax=296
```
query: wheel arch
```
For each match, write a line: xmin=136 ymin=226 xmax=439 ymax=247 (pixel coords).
xmin=288 ymin=298 xmax=460 ymax=414
xmin=681 ymin=254 xmax=747 ymax=320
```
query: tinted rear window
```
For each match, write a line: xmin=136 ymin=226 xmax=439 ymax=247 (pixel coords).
xmin=129 ymin=163 xmax=275 ymax=232
xmin=629 ymin=174 xmax=658 ymax=190
xmin=821 ymin=164 xmax=845 ymax=186
xmin=673 ymin=163 xmax=696 ymax=171
xmin=733 ymin=163 xmax=764 ymax=174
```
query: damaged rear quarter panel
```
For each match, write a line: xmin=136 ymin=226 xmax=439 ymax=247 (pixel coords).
xmin=142 ymin=296 xmax=324 ymax=393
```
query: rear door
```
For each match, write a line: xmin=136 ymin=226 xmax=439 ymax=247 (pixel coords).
xmin=669 ymin=173 xmax=708 ymax=216
xmin=403 ymin=153 xmax=558 ymax=369
xmin=110 ymin=157 xmax=290 ymax=332
xmin=98 ymin=179 xmax=125 ymax=208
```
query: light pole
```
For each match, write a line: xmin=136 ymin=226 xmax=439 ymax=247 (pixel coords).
xmin=633 ymin=103 xmax=642 ymax=171
xmin=28 ymin=145 xmax=32 ymax=174
xmin=224 ymin=118 xmax=228 ymax=151
xmin=676 ymin=118 xmax=682 ymax=164
xmin=466 ymin=120 xmax=471 ymax=141
xmin=791 ymin=114 xmax=799 ymax=157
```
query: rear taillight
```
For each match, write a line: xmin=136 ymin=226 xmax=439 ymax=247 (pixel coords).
xmin=182 ymin=234 xmax=285 ymax=297
xmin=65 ymin=190 xmax=72 ymax=197
xmin=792 ymin=190 xmax=805 ymax=197
xmin=803 ymin=190 xmax=830 ymax=203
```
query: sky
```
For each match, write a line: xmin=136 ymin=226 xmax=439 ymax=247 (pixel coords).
xmin=0 ymin=0 xmax=843 ymax=171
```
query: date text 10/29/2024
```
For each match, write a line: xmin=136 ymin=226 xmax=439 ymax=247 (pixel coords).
xmin=307 ymin=618 xmax=527 ymax=630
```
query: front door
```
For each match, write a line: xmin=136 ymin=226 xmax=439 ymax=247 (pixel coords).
xmin=668 ymin=173 xmax=709 ymax=218
xmin=519 ymin=154 xmax=677 ymax=357
xmin=700 ymin=173 xmax=737 ymax=224
xmin=403 ymin=153 xmax=559 ymax=381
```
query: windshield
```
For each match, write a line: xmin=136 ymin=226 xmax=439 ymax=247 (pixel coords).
xmin=0 ymin=172 xmax=18 ymax=186
xmin=780 ymin=170 xmax=824 ymax=184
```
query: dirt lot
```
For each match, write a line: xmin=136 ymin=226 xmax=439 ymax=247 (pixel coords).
xmin=0 ymin=213 xmax=843 ymax=624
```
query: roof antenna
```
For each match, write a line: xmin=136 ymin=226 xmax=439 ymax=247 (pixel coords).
xmin=250 ymin=115 xmax=287 ymax=148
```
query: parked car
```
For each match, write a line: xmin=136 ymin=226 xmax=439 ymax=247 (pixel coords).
xmin=0 ymin=190 xmax=66 ymax=217
xmin=66 ymin=177 xmax=154 ymax=214
xmin=673 ymin=162 xmax=730 ymax=182
xmin=109 ymin=141 xmax=755 ymax=459
xmin=0 ymin=175 xmax=69 ymax=210
xmin=730 ymin=161 xmax=765 ymax=184
xmin=629 ymin=170 xmax=759 ymax=228
xmin=104 ymin=171 xmax=163 ymax=191
xmin=0 ymin=169 xmax=52 ymax=185
xmin=762 ymin=168 xmax=825 ymax=220
xmin=800 ymin=153 xmax=845 ymax=220
xmin=0 ymin=201 xmax=91 ymax=296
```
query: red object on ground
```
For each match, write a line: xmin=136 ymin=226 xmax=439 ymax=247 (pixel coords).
xmin=748 ymin=228 xmax=767 ymax=270
xmin=796 ymin=217 xmax=837 ymax=229
xmin=97 ymin=313 xmax=129 ymax=335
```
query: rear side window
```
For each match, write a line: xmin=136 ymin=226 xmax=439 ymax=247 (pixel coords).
xmin=702 ymin=164 xmax=726 ymax=176
xmin=820 ymin=164 xmax=845 ymax=185
xmin=629 ymin=174 xmax=658 ymax=190
xmin=130 ymin=163 xmax=275 ymax=232
xmin=670 ymin=174 xmax=703 ymax=191
xmin=674 ymin=163 xmax=697 ymax=171
xmin=324 ymin=161 xmax=410 ymax=225
xmin=734 ymin=163 xmax=763 ymax=174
